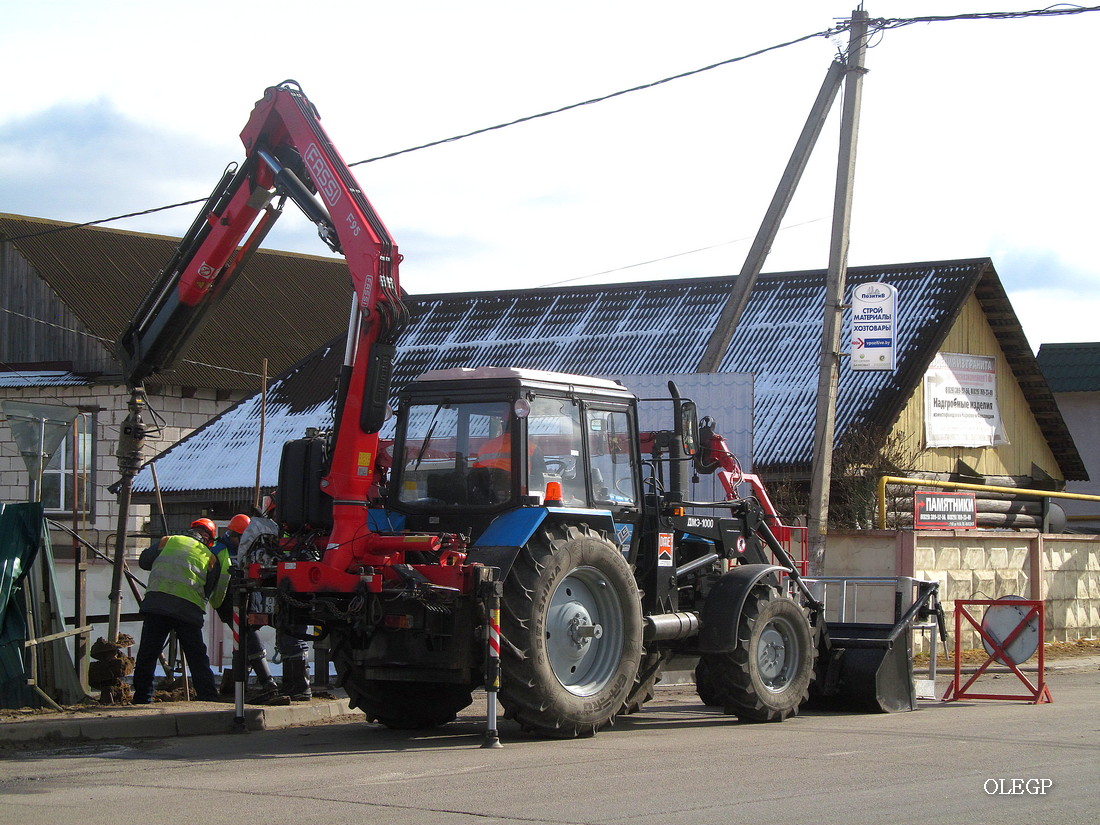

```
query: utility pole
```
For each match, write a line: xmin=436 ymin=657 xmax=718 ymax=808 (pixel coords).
xmin=72 ymin=415 xmax=89 ymax=692
xmin=696 ymin=59 xmax=846 ymax=372
xmin=807 ymin=9 xmax=869 ymax=576
xmin=108 ymin=389 xmax=148 ymax=644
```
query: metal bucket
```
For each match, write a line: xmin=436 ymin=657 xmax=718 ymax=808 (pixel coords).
xmin=811 ymin=622 xmax=917 ymax=713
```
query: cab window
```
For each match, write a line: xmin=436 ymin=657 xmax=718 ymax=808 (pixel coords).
xmin=396 ymin=401 xmax=512 ymax=507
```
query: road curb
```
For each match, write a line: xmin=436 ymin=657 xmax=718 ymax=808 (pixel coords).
xmin=0 ymin=697 xmax=356 ymax=746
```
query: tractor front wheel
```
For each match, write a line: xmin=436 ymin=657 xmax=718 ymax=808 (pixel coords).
xmin=700 ymin=586 xmax=814 ymax=722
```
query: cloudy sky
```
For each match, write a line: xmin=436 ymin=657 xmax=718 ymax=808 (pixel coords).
xmin=2 ymin=1 xmax=1097 ymax=353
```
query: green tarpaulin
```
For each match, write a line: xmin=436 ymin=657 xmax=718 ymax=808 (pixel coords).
xmin=0 ymin=502 xmax=43 ymax=708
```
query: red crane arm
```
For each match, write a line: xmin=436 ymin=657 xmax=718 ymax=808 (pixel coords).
xmin=116 ymin=81 xmax=406 ymax=561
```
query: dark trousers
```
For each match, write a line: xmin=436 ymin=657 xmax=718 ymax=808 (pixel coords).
xmin=132 ymin=612 xmax=218 ymax=703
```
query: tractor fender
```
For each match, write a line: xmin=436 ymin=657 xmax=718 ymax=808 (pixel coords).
xmin=465 ymin=508 xmax=548 ymax=578
xmin=697 ymin=564 xmax=786 ymax=653
xmin=467 ymin=507 xmax=619 ymax=578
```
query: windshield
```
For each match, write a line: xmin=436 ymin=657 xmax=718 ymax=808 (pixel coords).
xmin=395 ymin=400 xmax=513 ymax=507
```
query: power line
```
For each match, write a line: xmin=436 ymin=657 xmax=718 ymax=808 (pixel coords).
xmin=539 ymin=217 xmax=828 ymax=288
xmin=1 ymin=25 xmax=842 ymax=244
xmin=2 ymin=197 xmax=209 ymax=242
xmin=348 ymin=28 xmax=839 ymax=166
xmin=0 ymin=307 xmax=261 ymax=377
xmin=0 ymin=306 xmax=113 ymax=343
xmin=2 ymin=5 xmax=1098 ymax=246
xmin=871 ymin=4 xmax=1100 ymax=29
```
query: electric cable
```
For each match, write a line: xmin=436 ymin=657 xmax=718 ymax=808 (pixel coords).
xmin=1 ymin=24 xmax=842 ymax=243
xmin=1 ymin=6 xmax=1097 ymax=244
xmin=539 ymin=218 xmax=827 ymax=288
xmin=0 ymin=307 xmax=263 ymax=378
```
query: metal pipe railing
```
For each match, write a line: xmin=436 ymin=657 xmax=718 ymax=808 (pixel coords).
xmin=876 ymin=475 xmax=1100 ymax=529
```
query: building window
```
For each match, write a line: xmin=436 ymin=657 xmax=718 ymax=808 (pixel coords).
xmin=41 ymin=413 xmax=94 ymax=517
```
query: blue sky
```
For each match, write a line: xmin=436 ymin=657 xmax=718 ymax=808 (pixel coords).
xmin=2 ymin=1 xmax=1097 ymax=352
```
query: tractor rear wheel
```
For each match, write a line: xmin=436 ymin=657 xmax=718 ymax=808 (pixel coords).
xmin=500 ymin=523 xmax=642 ymax=737
xmin=701 ymin=585 xmax=814 ymax=722
xmin=332 ymin=645 xmax=473 ymax=729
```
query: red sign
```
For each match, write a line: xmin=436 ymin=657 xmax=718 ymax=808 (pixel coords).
xmin=657 ymin=532 xmax=674 ymax=567
xmin=914 ymin=490 xmax=977 ymax=529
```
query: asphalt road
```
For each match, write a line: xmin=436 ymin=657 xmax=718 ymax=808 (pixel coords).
xmin=2 ymin=667 xmax=1097 ymax=825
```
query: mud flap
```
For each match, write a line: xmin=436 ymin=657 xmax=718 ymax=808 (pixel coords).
xmin=811 ymin=622 xmax=916 ymax=713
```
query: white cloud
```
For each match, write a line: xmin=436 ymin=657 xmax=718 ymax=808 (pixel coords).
xmin=2 ymin=2 xmax=1098 ymax=351
xmin=0 ymin=102 xmax=231 ymax=227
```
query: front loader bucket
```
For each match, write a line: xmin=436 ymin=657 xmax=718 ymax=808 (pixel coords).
xmin=812 ymin=622 xmax=917 ymax=713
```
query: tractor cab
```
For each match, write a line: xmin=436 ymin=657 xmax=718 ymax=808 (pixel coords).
xmin=388 ymin=367 xmax=642 ymax=537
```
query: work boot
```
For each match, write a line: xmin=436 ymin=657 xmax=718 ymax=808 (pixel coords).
xmin=250 ymin=658 xmax=279 ymax=700
xmin=280 ymin=657 xmax=312 ymax=701
xmin=251 ymin=655 xmax=276 ymax=688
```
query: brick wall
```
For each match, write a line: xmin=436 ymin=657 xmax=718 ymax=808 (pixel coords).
xmin=1 ymin=383 xmax=243 ymax=559
xmin=824 ymin=530 xmax=1100 ymax=650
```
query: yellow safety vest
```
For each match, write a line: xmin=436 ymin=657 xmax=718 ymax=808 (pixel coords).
xmin=146 ymin=535 xmax=217 ymax=611
xmin=210 ymin=544 xmax=232 ymax=609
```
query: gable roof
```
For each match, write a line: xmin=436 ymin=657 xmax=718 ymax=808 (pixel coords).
xmin=135 ymin=256 xmax=1086 ymax=495
xmin=1037 ymin=342 xmax=1100 ymax=393
xmin=0 ymin=369 xmax=93 ymax=388
xmin=0 ymin=213 xmax=353 ymax=391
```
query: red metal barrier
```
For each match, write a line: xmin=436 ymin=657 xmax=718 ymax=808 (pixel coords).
xmin=942 ymin=598 xmax=1052 ymax=704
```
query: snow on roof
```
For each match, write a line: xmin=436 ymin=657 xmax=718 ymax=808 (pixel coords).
xmin=413 ymin=366 xmax=628 ymax=393
xmin=134 ymin=355 xmax=336 ymax=493
xmin=134 ymin=257 xmax=1083 ymax=493
xmin=0 ymin=370 xmax=93 ymax=387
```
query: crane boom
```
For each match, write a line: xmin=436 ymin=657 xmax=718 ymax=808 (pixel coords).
xmin=114 ymin=80 xmax=406 ymax=558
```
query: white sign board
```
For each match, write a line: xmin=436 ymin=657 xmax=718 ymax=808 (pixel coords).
xmin=610 ymin=372 xmax=755 ymax=504
xmin=609 ymin=373 xmax=754 ymax=471
xmin=924 ymin=352 xmax=1008 ymax=447
xmin=850 ymin=282 xmax=898 ymax=371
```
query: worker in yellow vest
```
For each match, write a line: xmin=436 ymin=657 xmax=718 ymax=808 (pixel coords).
xmin=131 ymin=518 xmax=223 ymax=704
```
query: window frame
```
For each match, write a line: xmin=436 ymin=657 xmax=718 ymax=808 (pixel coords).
xmin=41 ymin=411 xmax=96 ymax=519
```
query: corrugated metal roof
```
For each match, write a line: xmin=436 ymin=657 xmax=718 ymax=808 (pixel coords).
xmin=138 ymin=349 xmax=339 ymax=493
xmin=134 ymin=256 xmax=1086 ymax=493
xmin=1037 ymin=342 xmax=1100 ymax=393
xmin=0 ymin=370 xmax=93 ymax=387
xmin=0 ymin=213 xmax=354 ymax=392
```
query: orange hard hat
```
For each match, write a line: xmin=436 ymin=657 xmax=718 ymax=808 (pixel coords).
xmin=227 ymin=514 xmax=251 ymax=534
xmin=190 ymin=518 xmax=217 ymax=540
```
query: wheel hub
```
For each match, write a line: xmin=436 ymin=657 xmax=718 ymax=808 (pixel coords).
xmin=568 ymin=612 xmax=604 ymax=646
xmin=547 ymin=602 xmax=597 ymax=670
xmin=544 ymin=567 xmax=624 ymax=695
xmin=756 ymin=618 xmax=797 ymax=692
